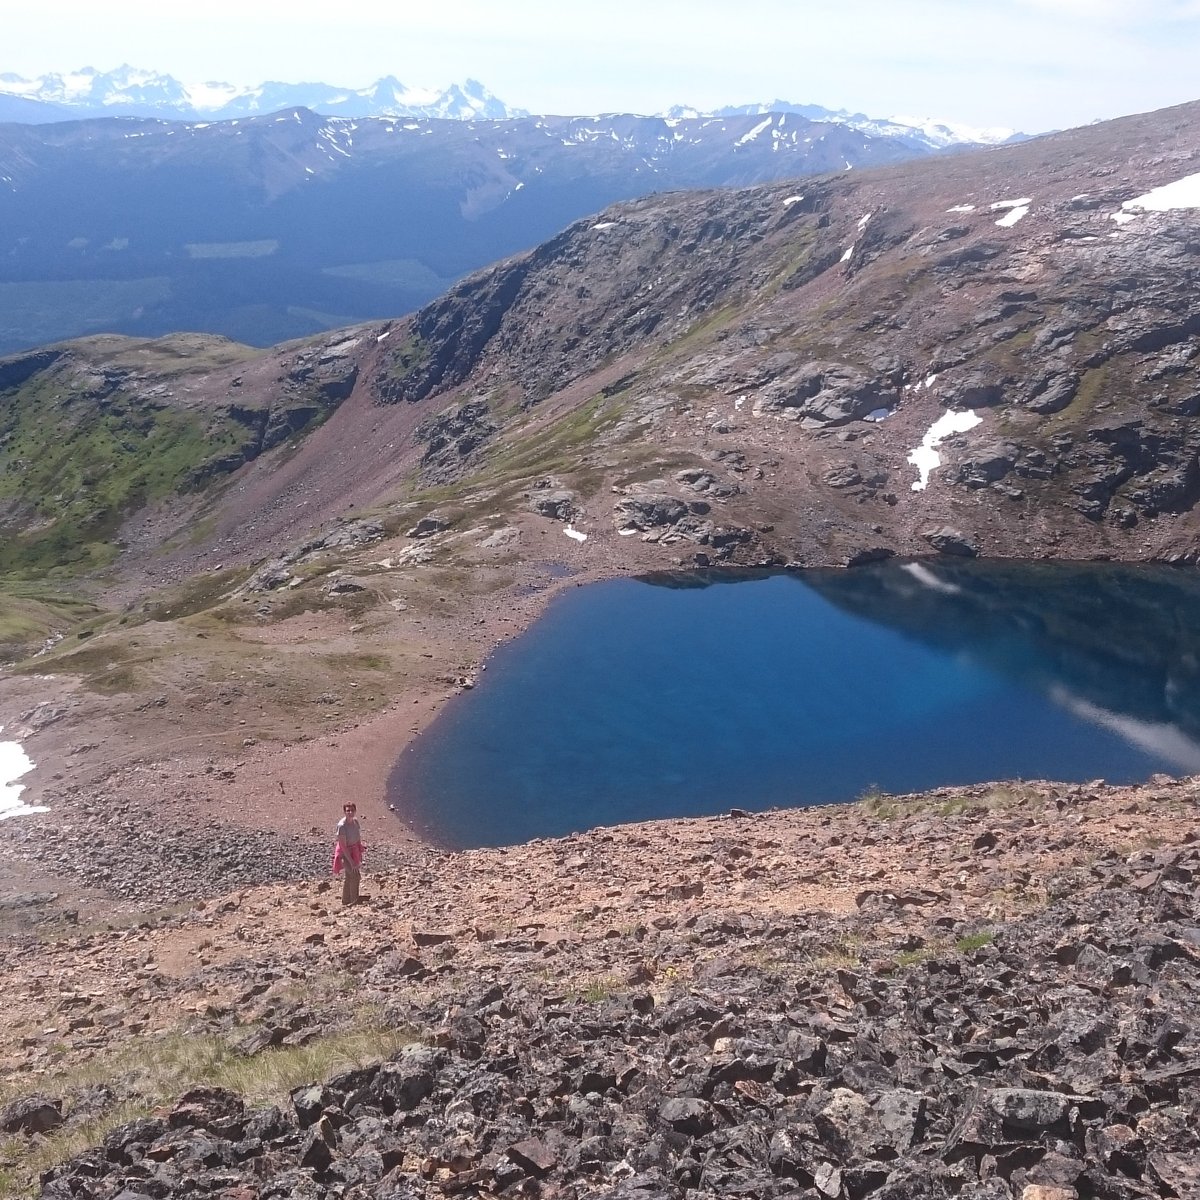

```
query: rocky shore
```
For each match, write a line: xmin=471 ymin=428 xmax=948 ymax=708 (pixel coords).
xmin=0 ymin=776 xmax=1196 ymax=1199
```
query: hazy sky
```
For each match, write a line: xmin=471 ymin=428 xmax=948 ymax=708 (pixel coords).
xmin=5 ymin=0 xmax=1199 ymax=131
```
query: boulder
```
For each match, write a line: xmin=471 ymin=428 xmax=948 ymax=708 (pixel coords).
xmin=614 ymin=493 xmax=690 ymax=530
xmin=0 ymin=1094 xmax=62 ymax=1135
xmin=324 ymin=575 xmax=368 ymax=595
xmin=407 ymin=515 xmax=449 ymax=539
xmin=531 ymin=490 xmax=578 ymax=520
xmin=956 ymin=441 xmax=1018 ymax=488
xmin=758 ymin=361 xmax=899 ymax=429
xmin=938 ymin=367 xmax=1010 ymax=409
xmin=1025 ymin=370 xmax=1080 ymax=415
xmin=658 ymin=1097 xmax=717 ymax=1136
xmin=923 ymin=526 xmax=979 ymax=557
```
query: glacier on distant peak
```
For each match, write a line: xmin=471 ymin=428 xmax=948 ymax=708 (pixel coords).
xmin=0 ymin=68 xmax=1026 ymax=147
xmin=666 ymin=99 xmax=1025 ymax=150
xmin=0 ymin=66 xmax=526 ymax=123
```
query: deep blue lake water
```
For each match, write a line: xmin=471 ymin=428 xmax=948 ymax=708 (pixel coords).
xmin=389 ymin=561 xmax=1200 ymax=848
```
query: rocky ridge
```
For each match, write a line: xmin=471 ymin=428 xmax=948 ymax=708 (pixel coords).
xmin=0 ymin=779 xmax=1197 ymax=1199
xmin=8 ymin=100 xmax=1200 ymax=590
xmin=362 ymin=98 xmax=1200 ymax=570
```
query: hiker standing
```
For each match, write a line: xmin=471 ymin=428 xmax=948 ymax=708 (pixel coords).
xmin=333 ymin=802 xmax=364 ymax=905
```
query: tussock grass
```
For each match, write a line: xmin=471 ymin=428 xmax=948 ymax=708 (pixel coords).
xmin=0 ymin=1016 xmax=413 ymax=1199
xmin=573 ymin=976 xmax=624 ymax=1003
xmin=860 ymin=783 xmax=1046 ymax=822
xmin=0 ymin=585 xmax=102 ymax=663
xmin=955 ymin=931 xmax=996 ymax=953
xmin=800 ymin=933 xmax=865 ymax=972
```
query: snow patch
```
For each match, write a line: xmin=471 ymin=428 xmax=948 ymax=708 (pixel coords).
xmin=782 ymin=195 xmax=804 ymax=207
xmin=946 ymin=204 xmax=976 ymax=213
xmin=0 ymin=732 xmax=43 ymax=822
xmin=735 ymin=117 xmax=772 ymax=146
xmin=840 ymin=244 xmax=854 ymax=262
xmin=995 ymin=205 xmax=1030 ymax=228
xmin=564 ymin=526 xmax=587 ymax=543
xmin=592 ymin=221 xmax=618 ymax=232
xmin=857 ymin=212 xmax=873 ymax=230
xmin=1113 ymin=171 xmax=1200 ymax=223
xmin=990 ymin=197 xmax=1032 ymax=210
xmin=907 ymin=409 xmax=982 ymax=491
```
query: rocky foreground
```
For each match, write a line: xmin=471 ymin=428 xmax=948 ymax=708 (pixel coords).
xmin=0 ymin=778 xmax=1198 ymax=1199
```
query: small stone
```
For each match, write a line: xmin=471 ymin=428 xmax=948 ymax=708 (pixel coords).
xmin=659 ymin=1097 xmax=717 ymax=1136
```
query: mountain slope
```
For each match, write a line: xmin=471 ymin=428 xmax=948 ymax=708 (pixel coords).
xmin=338 ymin=97 xmax=1200 ymax=569
xmin=0 ymin=330 xmax=362 ymax=576
xmin=4 ymin=97 xmax=1198 ymax=607
xmin=0 ymin=107 xmax=949 ymax=354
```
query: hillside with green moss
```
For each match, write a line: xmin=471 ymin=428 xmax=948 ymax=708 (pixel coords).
xmin=0 ymin=332 xmax=361 ymax=578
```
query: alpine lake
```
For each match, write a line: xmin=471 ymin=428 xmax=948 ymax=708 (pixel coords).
xmin=388 ymin=560 xmax=1200 ymax=848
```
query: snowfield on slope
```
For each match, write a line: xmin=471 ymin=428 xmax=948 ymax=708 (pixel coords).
xmin=908 ymin=410 xmax=983 ymax=491
xmin=0 ymin=731 xmax=43 ymax=822
xmin=1113 ymin=171 xmax=1200 ymax=223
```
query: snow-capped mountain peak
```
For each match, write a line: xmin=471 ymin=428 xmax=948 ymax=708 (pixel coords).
xmin=880 ymin=113 xmax=1019 ymax=148
xmin=666 ymin=100 xmax=1023 ymax=150
xmin=0 ymin=66 xmax=525 ymax=123
xmin=0 ymin=67 xmax=1024 ymax=149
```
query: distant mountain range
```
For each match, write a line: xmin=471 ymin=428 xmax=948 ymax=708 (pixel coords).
xmin=0 ymin=66 xmax=518 ymax=124
xmin=0 ymin=66 xmax=1032 ymax=354
xmin=0 ymin=97 xmax=1031 ymax=354
xmin=0 ymin=65 xmax=1024 ymax=152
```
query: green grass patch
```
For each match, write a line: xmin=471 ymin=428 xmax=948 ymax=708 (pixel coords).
xmin=0 ymin=583 xmax=102 ymax=663
xmin=0 ymin=1018 xmax=412 ymax=1199
xmin=74 ymin=333 xmax=260 ymax=378
xmin=20 ymin=634 xmax=147 ymax=693
xmin=478 ymin=394 xmax=626 ymax=483
xmin=1052 ymin=362 xmax=1111 ymax=427
xmin=573 ymin=976 xmax=623 ymax=1003
xmin=955 ymin=931 xmax=996 ymax=953
xmin=142 ymin=568 xmax=251 ymax=622
xmin=658 ymin=301 xmax=741 ymax=357
xmin=379 ymin=333 xmax=431 ymax=384
xmin=858 ymin=786 xmax=898 ymax=818
xmin=0 ymin=362 xmax=267 ymax=575
xmin=893 ymin=947 xmax=938 ymax=968
xmin=861 ymin=783 xmax=1044 ymax=821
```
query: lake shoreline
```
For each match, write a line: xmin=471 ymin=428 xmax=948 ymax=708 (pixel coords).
xmin=2 ymin=553 xmax=1199 ymax=922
